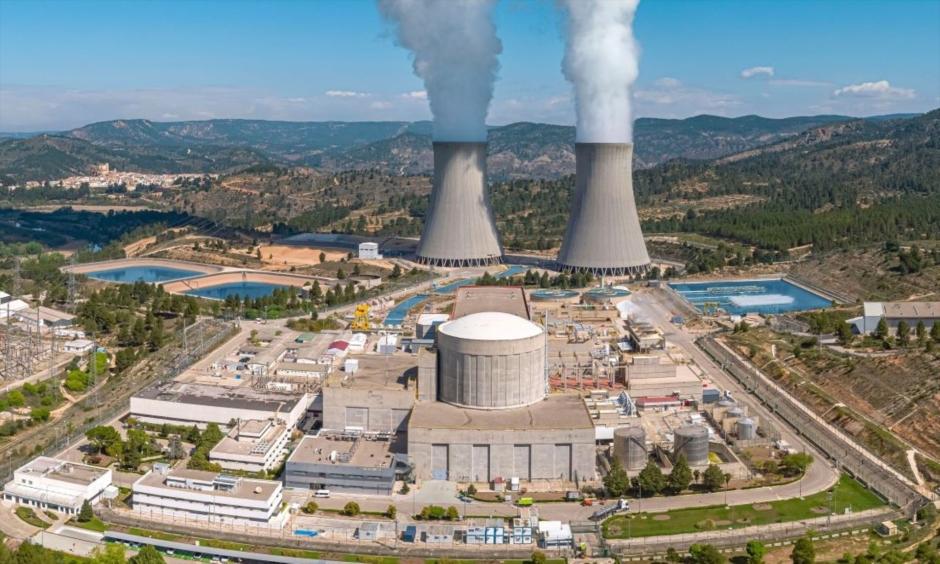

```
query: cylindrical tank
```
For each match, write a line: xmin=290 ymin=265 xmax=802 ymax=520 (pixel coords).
xmin=717 ymin=399 xmax=736 ymax=409
xmin=736 ymin=417 xmax=757 ymax=440
xmin=727 ymin=406 xmax=744 ymax=419
xmin=437 ymin=312 xmax=546 ymax=409
xmin=557 ymin=143 xmax=651 ymax=276
xmin=673 ymin=424 xmax=709 ymax=465
xmin=614 ymin=425 xmax=647 ymax=470
xmin=417 ymin=142 xmax=503 ymax=267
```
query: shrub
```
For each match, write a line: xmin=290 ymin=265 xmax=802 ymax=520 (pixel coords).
xmin=302 ymin=501 xmax=318 ymax=514
xmin=342 ymin=501 xmax=360 ymax=516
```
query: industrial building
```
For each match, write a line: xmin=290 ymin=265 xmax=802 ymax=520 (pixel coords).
xmin=849 ymin=301 xmax=940 ymax=335
xmin=319 ymin=354 xmax=415 ymax=433
xmin=358 ymin=242 xmax=382 ymax=260
xmin=130 ymin=381 xmax=310 ymax=429
xmin=284 ymin=434 xmax=402 ymax=495
xmin=131 ymin=465 xmax=287 ymax=527
xmin=2 ymin=457 xmax=113 ymax=516
xmin=557 ymin=143 xmax=650 ymax=276
xmin=208 ymin=419 xmax=290 ymax=473
xmin=416 ymin=142 xmax=503 ymax=267
xmin=622 ymin=355 xmax=703 ymax=403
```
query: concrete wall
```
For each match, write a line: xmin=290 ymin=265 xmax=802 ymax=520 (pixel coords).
xmin=437 ymin=332 xmax=545 ymax=410
xmin=321 ymin=387 xmax=414 ymax=433
xmin=284 ymin=461 xmax=395 ymax=495
xmin=408 ymin=426 xmax=595 ymax=483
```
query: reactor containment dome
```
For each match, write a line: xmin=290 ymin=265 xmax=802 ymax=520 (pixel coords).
xmin=557 ymin=143 xmax=651 ymax=276
xmin=436 ymin=312 xmax=546 ymax=410
xmin=416 ymin=142 xmax=503 ymax=267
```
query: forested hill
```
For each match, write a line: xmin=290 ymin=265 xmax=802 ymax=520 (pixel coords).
xmin=1 ymin=114 xmax=861 ymax=182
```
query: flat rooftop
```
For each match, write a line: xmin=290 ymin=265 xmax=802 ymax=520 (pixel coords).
xmin=18 ymin=457 xmax=108 ymax=486
xmin=881 ymin=302 xmax=940 ymax=319
xmin=135 ymin=381 xmax=303 ymax=412
xmin=453 ymin=286 xmax=530 ymax=320
xmin=288 ymin=435 xmax=395 ymax=469
xmin=211 ymin=422 xmax=287 ymax=458
xmin=410 ymin=393 xmax=592 ymax=431
xmin=324 ymin=354 xmax=415 ymax=391
xmin=137 ymin=468 xmax=279 ymax=501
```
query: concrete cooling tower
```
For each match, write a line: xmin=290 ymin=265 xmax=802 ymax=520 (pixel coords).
xmin=557 ymin=143 xmax=651 ymax=276
xmin=416 ymin=142 xmax=503 ymax=267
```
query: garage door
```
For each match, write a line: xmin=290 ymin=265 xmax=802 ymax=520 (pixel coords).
xmin=345 ymin=407 xmax=368 ymax=430
xmin=513 ymin=445 xmax=531 ymax=480
xmin=554 ymin=443 xmax=572 ymax=480
xmin=472 ymin=445 xmax=490 ymax=482
xmin=432 ymin=444 xmax=448 ymax=481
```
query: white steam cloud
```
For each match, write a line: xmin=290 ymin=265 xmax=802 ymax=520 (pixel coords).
xmin=560 ymin=0 xmax=641 ymax=143
xmin=379 ymin=0 xmax=501 ymax=142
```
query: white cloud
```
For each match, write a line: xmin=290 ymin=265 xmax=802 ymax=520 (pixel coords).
xmin=369 ymin=101 xmax=392 ymax=110
xmin=401 ymin=90 xmax=427 ymax=100
xmin=324 ymin=90 xmax=369 ymax=98
xmin=653 ymin=77 xmax=681 ymax=88
xmin=833 ymin=80 xmax=915 ymax=99
xmin=740 ymin=66 xmax=775 ymax=79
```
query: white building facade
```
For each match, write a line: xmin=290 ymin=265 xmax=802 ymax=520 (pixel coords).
xmin=2 ymin=457 xmax=112 ymax=515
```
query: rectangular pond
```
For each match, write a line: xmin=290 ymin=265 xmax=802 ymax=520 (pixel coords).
xmin=184 ymin=281 xmax=289 ymax=300
xmin=668 ymin=278 xmax=832 ymax=315
xmin=86 ymin=265 xmax=205 ymax=284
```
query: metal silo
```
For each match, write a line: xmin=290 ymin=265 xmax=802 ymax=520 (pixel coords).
xmin=736 ymin=417 xmax=757 ymax=440
xmin=613 ymin=425 xmax=647 ymax=470
xmin=673 ymin=424 xmax=709 ymax=465
xmin=416 ymin=142 xmax=503 ymax=267
xmin=726 ymin=407 xmax=744 ymax=419
xmin=556 ymin=143 xmax=650 ymax=277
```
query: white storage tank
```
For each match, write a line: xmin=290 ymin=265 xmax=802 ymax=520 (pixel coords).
xmin=613 ymin=425 xmax=647 ymax=470
xmin=736 ymin=417 xmax=757 ymax=440
xmin=436 ymin=312 xmax=546 ymax=409
xmin=673 ymin=424 xmax=709 ymax=465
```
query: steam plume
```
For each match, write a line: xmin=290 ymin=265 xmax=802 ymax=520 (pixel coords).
xmin=379 ymin=0 xmax=501 ymax=142
xmin=560 ymin=0 xmax=641 ymax=143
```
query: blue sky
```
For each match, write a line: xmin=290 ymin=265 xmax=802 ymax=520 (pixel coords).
xmin=1 ymin=0 xmax=938 ymax=131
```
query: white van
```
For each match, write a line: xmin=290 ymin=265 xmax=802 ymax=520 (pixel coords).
xmin=314 ymin=489 xmax=330 ymax=498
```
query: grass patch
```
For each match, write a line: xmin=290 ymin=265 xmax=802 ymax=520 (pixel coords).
xmin=72 ymin=517 xmax=107 ymax=532
xmin=339 ymin=556 xmax=399 ymax=564
xmin=43 ymin=510 xmax=58 ymax=521
xmin=15 ymin=506 xmax=51 ymax=529
xmin=126 ymin=527 xmax=182 ymax=542
xmin=270 ymin=547 xmax=322 ymax=559
xmin=603 ymin=474 xmax=884 ymax=539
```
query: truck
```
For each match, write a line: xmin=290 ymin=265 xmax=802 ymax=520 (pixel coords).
xmin=590 ymin=498 xmax=630 ymax=521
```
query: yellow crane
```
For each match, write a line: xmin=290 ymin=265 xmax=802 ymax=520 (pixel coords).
xmin=351 ymin=303 xmax=371 ymax=331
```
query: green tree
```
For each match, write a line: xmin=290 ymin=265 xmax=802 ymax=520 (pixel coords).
xmin=78 ymin=499 xmax=94 ymax=522
xmin=466 ymin=483 xmax=477 ymax=496
xmin=931 ymin=321 xmax=940 ymax=342
xmin=391 ymin=263 xmax=402 ymax=278
xmin=386 ymin=504 xmax=397 ymax=519
xmin=702 ymin=464 xmax=725 ymax=492
xmin=636 ymin=460 xmax=666 ymax=496
xmin=668 ymin=454 xmax=693 ymax=494
xmin=446 ymin=506 xmax=460 ymax=521
xmin=791 ymin=536 xmax=815 ymax=564
xmin=530 ymin=550 xmax=548 ymax=564
xmin=7 ymin=390 xmax=25 ymax=408
xmin=781 ymin=452 xmax=813 ymax=476
xmin=86 ymin=425 xmax=121 ymax=455
xmin=128 ymin=545 xmax=166 ymax=564
xmin=604 ymin=457 xmax=631 ymax=497
xmin=837 ymin=322 xmax=853 ymax=346
xmin=916 ymin=320 xmax=927 ymax=343
xmin=875 ymin=318 xmax=889 ymax=340
xmin=688 ymin=543 xmax=726 ymax=564
xmin=746 ymin=540 xmax=767 ymax=564
xmin=897 ymin=320 xmax=910 ymax=346
xmin=302 ymin=501 xmax=318 ymax=514
xmin=342 ymin=501 xmax=360 ymax=516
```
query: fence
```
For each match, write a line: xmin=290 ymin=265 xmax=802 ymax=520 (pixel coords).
xmin=699 ymin=336 xmax=928 ymax=516
xmin=607 ymin=507 xmax=896 ymax=558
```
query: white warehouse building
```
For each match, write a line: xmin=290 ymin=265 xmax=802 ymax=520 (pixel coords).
xmin=849 ymin=301 xmax=940 ymax=335
xmin=358 ymin=242 xmax=382 ymax=260
xmin=3 ymin=457 xmax=113 ymax=516
xmin=131 ymin=465 xmax=287 ymax=528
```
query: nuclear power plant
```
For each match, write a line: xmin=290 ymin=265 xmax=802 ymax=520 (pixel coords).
xmin=557 ymin=143 xmax=651 ymax=276
xmin=416 ymin=142 xmax=503 ymax=267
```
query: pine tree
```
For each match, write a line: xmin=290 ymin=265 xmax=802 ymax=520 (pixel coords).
xmin=668 ymin=454 xmax=693 ymax=493
xmin=604 ymin=457 xmax=630 ymax=497
xmin=78 ymin=499 xmax=94 ymax=522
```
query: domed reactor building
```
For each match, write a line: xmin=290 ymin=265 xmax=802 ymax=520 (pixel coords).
xmin=415 ymin=142 xmax=503 ymax=267
xmin=409 ymin=286 xmax=595 ymax=483
xmin=556 ymin=143 xmax=651 ymax=276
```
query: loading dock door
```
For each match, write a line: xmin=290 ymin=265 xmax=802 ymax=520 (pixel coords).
xmin=554 ymin=443 xmax=572 ymax=480
xmin=513 ymin=445 xmax=531 ymax=480
xmin=472 ymin=445 xmax=490 ymax=482
xmin=432 ymin=444 xmax=449 ymax=481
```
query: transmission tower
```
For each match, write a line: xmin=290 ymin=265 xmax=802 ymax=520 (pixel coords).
xmin=67 ymin=254 xmax=78 ymax=306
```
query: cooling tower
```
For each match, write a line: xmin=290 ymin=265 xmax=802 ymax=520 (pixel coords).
xmin=416 ymin=142 xmax=503 ymax=267
xmin=557 ymin=143 xmax=650 ymax=276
